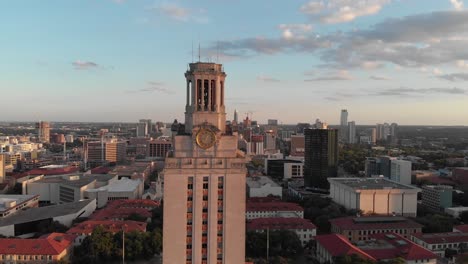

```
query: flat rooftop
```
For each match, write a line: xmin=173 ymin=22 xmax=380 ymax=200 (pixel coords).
xmin=0 ymin=195 xmax=38 ymax=212
xmin=329 ymin=177 xmax=417 ymax=190
xmin=0 ymin=199 xmax=95 ymax=227
xmin=246 ymin=176 xmax=280 ymax=188
xmin=86 ymin=178 xmax=141 ymax=193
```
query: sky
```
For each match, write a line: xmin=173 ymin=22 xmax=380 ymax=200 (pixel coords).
xmin=1 ymin=0 xmax=468 ymax=125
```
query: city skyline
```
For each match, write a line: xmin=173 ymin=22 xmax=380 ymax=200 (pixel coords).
xmin=2 ymin=1 xmax=468 ymax=125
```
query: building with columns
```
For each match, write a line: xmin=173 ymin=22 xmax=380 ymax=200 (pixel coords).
xmin=163 ymin=62 xmax=247 ymax=264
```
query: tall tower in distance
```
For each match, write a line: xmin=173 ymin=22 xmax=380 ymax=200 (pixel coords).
xmin=340 ymin=109 xmax=348 ymax=143
xmin=163 ymin=62 xmax=247 ymax=264
xmin=304 ymin=128 xmax=338 ymax=190
xmin=233 ymin=109 xmax=238 ymax=124
xmin=36 ymin=121 xmax=50 ymax=143
xmin=0 ymin=154 xmax=5 ymax=184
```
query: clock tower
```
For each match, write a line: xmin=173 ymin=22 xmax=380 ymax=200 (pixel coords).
xmin=163 ymin=62 xmax=246 ymax=264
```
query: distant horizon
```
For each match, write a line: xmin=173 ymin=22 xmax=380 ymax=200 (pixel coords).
xmin=1 ymin=120 xmax=467 ymax=128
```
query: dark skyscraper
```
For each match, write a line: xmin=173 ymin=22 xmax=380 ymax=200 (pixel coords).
xmin=304 ymin=128 xmax=338 ymax=189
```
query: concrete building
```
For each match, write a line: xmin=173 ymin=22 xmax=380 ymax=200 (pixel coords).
xmin=304 ymin=128 xmax=338 ymax=190
xmin=340 ymin=109 xmax=348 ymax=143
xmin=24 ymin=174 xmax=116 ymax=205
xmin=390 ymin=159 xmax=412 ymax=185
xmin=246 ymin=176 xmax=282 ymax=198
xmin=0 ymin=195 xmax=39 ymax=218
xmin=136 ymin=122 xmax=148 ymax=138
xmin=328 ymin=178 xmax=420 ymax=216
xmin=36 ymin=121 xmax=50 ymax=143
xmin=421 ymin=185 xmax=453 ymax=212
xmin=0 ymin=233 xmax=76 ymax=263
xmin=163 ymin=62 xmax=247 ymax=264
xmin=0 ymin=199 xmax=96 ymax=237
xmin=264 ymin=158 xmax=303 ymax=180
xmin=147 ymin=138 xmax=172 ymax=158
xmin=84 ymin=178 xmax=144 ymax=208
xmin=348 ymin=121 xmax=356 ymax=144
xmin=247 ymin=218 xmax=316 ymax=246
xmin=445 ymin=207 xmax=468 ymax=218
xmin=246 ymin=201 xmax=303 ymax=220
xmin=330 ymin=216 xmax=423 ymax=243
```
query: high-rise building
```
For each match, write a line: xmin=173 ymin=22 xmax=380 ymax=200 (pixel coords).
xmin=421 ymin=185 xmax=453 ymax=212
xmin=371 ymin=128 xmax=377 ymax=144
xmin=136 ymin=122 xmax=148 ymax=138
xmin=139 ymin=119 xmax=152 ymax=134
xmin=376 ymin=124 xmax=384 ymax=141
xmin=340 ymin=109 xmax=348 ymax=143
xmin=365 ymin=156 xmax=411 ymax=185
xmin=304 ymin=128 xmax=338 ymax=189
xmin=348 ymin=121 xmax=356 ymax=144
xmin=36 ymin=121 xmax=50 ymax=143
xmin=147 ymin=139 xmax=172 ymax=158
xmin=105 ymin=141 xmax=127 ymax=164
xmin=290 ymin=135 xmax=305 ymax=157
xmin=233 ymin=109 xmax=238 ymax=124
xmin=163 ymin=62 xmax=246 ymax=264
xmin=390 ymin=123 xmax=399 ymax=144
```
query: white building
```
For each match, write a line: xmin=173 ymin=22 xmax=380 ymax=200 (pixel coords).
xmin=246 ymin=201 xmax=304 ymax=220
xmin=328 ymin=178 xmax=420 ymax=217
xmin=445 ymin=207 xmax=468 ymax=218
xmin=246 ymin=176 xmax=282 ymax=198
xmin=390 ymin=159 xmax=412 ymax=185
xmin=411 ymin=232 xmax=468 ymax=258
xmin=84 ymin=178 xmax=144 ymax=208
xmin=0 ymin=195 xmax=39 ymax=218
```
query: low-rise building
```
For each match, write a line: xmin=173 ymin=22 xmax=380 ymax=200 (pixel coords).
xmin=246 ymin=176 xmax=282 ymax=198
xmin=0 ymin=194 xmax=39 ymax=218
xmin=0 ymin=199 xmax=96 ymax=237
xmin=84 ymin=178 xmax=144 ymax=208
xmin=246 ymin=201 xmax=303 ymax=220
xmin=360 ymin=233 xmax=437 ymax=264
xmin=421 ymin=185 xmax=453 ymax=212
xmin=89 ymin=199 xmax=156 ymax=222
xmin=328 ymin=178 xmax=420 ymax=217
xmin=0 ymin=233 xmax=75 ymax=263
xmin=315 ymin=234 xmax=376 ymax=264
xmin=67 ymin=220 xmax=147 ymax=245
xmin=330 ymin=216 xmax=423 ymax=243
xmin=247 ymin=217 xmax=316 ymax=246
xmin=411 ymin=232 xmax=468 ymax=257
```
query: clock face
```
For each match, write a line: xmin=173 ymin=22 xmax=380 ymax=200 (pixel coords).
xmin=196 ymin=128 xmax=216 ymax=149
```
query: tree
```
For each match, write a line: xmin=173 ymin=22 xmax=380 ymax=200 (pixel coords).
xmin=126 ymin=213 xmax=147 ymax=222
xmin=73 ymin=226 xmax=116 ymax=263
xmin=460 ymin=211 xmax=468 ymax=223
xmin=334 ymin=254 xmax=375 ymax=264
xmin=37 ymin=220 xmax=68 ymax=235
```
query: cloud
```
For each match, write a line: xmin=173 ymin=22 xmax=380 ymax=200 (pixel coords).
xmin=437 ymin=72 xmax=468 ymax=81
xmin=370 ymin=75 xmax=390 ymax=80
xmin=256 ymin=75 xmax=280 ymax=82
xmin=278 ymin=24 xmax=313 ymax=39
xmin=324 ymin=96 xmax=341 ymax=101
xmin=451 ymin=0 xmax=464 ymax=10
xmin=300 ymin=0 xmax=391 ymax=24
xmin=305 ymin=70 xmax=353 ymax=81
xmin=372 ymin=87 xmax=467 ymax=96
xmin=151 ymin=3 xmax=207 ymax=23
xmin=127 ymin=81 xmax=174 ymax=94
xmin=72 ymin=60 xmax=98 ymax=70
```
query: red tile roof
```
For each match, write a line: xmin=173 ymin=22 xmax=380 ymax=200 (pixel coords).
xmin=454 ymin=225 xmax=468 ymax=233
xmin=247 ymin=197 xmax=282 ymax=203
xmin=330 ymin=216 xmax=423 ymax=231
xmin=67 ymin=220 xmax=146 ymax=235
xmin=316 ymin=234 xmax=376 ymax=261
xmin=108 ymin=199 xmax=160 ymax=208
xmin=90 ymin=166 xmax=111 ymax=174
xmin=246 ymin=202 xmax=303 ymax=212
xmin=0 ymin=233 xmax=75 ymax=255
xmin=412 ymin=232 xmax=468 ymax=244
xmin=363 ymin=233 xmax=437 ymax=261
xmin=246 ymin=217 xmax=316 ymax=231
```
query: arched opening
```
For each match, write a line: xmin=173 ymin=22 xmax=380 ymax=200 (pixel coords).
xmin=211 ymin=80 xmax=216 ymax=111
xmin=220 ymin=81 xmax=224 ymax=106
xmin=204 ymin=80 xmax=209 ymax=110
xmin=197 ymin=79 xmax=202 ymax=110
xmin=188 ymin=80 xmax=192 ymax=106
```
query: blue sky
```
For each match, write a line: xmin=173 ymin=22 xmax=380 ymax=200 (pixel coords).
xmin=1 ymin=0 xmax=468 ymax=125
